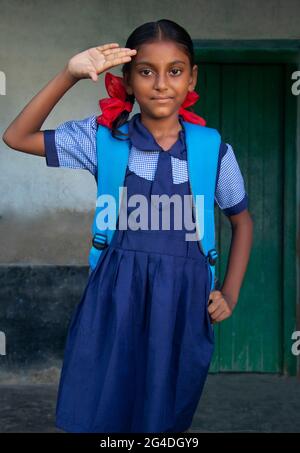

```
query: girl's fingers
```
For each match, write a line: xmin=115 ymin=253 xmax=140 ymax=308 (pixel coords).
xmin=96 ymin=43 xmax=120 ymax=51
xmin=210 ymin=306 xmax=227 ymax=323
xmin=89 ymin=71 xmax=98 ymax=82
xmin=101 ymin=56 xmax=132 ymax=72
xmin=212 ymin=311 xmax=228 ymax=323
xmin=207 ymin=300 xmax=221 ymax=314
xmin=90 ymin=45 xmax=137 ymax=77
xmin=104 ymin=49 xmax=137 ymax=62
xmin=101 ymin=47 xmax=135 ymax=56
xmin=211 ymin=306 xmax=226 ymax=320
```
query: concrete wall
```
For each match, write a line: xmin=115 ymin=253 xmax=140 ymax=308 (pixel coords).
xmin=1 ymin=0 xmax=300 ymax=265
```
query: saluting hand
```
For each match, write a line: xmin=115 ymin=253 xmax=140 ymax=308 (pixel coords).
xmin=67 ymin=43 xmax=137 ymax=82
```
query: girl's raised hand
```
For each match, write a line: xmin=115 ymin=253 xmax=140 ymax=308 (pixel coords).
xmin=67 ymin=43 xmax=137 ymax=82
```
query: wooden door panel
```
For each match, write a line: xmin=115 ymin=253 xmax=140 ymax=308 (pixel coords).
xmin=195 ymin=63 xmax=284 ymax=372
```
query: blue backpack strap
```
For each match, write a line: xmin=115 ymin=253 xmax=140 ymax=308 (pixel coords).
xmin=183 ymin=121 xmax=221 ymax=292
xmin=89 ymin=123 xmax=130 ymax=270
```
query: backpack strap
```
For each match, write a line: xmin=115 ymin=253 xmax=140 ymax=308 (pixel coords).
xmin=183 ymin=121 xmax=221 ymax=292
xmin=89 ymin=123 xmax=130 ymax=270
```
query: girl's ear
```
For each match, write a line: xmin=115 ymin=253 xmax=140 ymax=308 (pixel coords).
xmin=123 ymin=73 xmax=133 ymax=96
xmin=188 ymin=64 xmax=198 ymax=92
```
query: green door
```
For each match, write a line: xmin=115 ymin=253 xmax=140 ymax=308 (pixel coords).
xmin=194 ymin=62 xmax=297 ymax=373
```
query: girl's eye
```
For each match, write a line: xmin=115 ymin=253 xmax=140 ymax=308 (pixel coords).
xmin=140 ymin=69 xmax=152 ymax=76
xmin=170 ymin=68 xmax=182 ymax=76
xmin=139 ymin=68 xmax=182 ymax=76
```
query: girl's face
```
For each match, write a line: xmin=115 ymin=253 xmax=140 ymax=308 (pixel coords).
xmin=123 ymin=40 xmax=198 ymax=120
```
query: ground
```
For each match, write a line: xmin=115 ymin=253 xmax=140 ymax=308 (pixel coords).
xmin=0 ymin=374 xmax=299 ymax=433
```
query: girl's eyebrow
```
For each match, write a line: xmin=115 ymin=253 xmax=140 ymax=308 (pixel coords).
xmin=135 ymin=60 xmax=186 ymax=67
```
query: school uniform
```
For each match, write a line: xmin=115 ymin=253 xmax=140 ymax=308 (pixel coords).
xmin=43 ymin=112 xmax=248 ymax=433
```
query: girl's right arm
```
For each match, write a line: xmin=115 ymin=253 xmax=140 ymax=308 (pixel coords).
xmin=2 ymin=43 xmax=137 ymax=156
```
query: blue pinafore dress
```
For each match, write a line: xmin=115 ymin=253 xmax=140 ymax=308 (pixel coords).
xmin=55 ymin=113 xmax=215 ymax=433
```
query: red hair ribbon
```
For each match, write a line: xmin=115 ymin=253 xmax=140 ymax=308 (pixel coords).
xmin=96 ymin=72 xmax=206 ymax=128
xmin=178 ymin=90 xmax=206 ymax=126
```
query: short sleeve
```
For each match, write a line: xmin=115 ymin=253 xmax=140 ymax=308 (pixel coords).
xmin=215 ymin=142 xmax=248 ymax=216
xmin=43 ymin=115 xmax=97 ymax=176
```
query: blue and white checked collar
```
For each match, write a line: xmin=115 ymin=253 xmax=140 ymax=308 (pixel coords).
xmin=128 ymin=113 xmax=187 ymax=160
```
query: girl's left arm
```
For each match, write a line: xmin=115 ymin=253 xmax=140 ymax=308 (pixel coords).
xmin=221 ymin=208 xmax=254 ymax=306
xmin=208 ymin=209 xmax=254 ymax=323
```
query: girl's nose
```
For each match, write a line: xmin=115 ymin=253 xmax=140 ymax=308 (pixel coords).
xmin=153 ymin=73 xmax=168 ymax=90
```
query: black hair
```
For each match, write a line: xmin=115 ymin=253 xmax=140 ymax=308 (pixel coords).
xmin=111 ymin=19 xmax=195 ymax=140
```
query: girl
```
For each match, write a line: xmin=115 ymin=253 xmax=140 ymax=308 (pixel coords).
xmin=3 ymin=19 xmax=253 ymax=433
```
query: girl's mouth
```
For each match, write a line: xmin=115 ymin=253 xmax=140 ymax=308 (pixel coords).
xmin=151 ymin=97 xmax=173 ymax=103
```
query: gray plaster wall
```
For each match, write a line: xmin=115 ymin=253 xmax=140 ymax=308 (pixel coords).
xmin=1 ymin=0 xmax=300 ymax=265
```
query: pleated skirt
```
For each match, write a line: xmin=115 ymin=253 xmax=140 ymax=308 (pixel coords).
xmin=55 ymin=228 xmax=215 ymax=433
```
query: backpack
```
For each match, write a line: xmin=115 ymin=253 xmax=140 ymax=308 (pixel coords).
xmin=89 ymin=120 xmax=220 ymax=292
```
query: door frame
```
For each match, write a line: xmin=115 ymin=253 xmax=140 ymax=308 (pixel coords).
xmin=193 ymin=40 xmax=299 ymax=376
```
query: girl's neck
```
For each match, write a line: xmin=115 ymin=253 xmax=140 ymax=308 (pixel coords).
xmin=139 ymin=112 xmax=182 ymax=140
